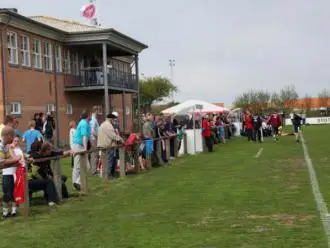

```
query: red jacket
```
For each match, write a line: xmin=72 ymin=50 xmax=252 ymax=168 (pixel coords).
xmin=244 ymin=115 xmax=253 ymax=129
xmin=268 ymin=114 xmax=281 ymax=127
xmin=202 ymin=119 xmax=211 ymax=137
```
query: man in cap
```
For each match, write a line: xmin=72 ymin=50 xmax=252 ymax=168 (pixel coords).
xmin=98 ymin=113 xmax=124 ymax=179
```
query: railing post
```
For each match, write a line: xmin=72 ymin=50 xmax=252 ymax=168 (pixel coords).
xmin=156 ymin=139 xmax=164 ymax=165
xmin=165 ymin=138 xmax=171 ymax=161
xmin=173 ymin=135 xmax=178 ymax=158
xmin=119 ymin=147 xmax=126 ymax=178
xmin=183 ymin=133 xmax=188 ymax=154
xmin=79 ymin=153 xmax=88 ymax=195
xmin=133 ymin=143 xmax=140 ymax=173
xmin=23 ymin=162 xmax=30 ymax=217
xmin=101 ymin=150 xmax=108 ymax=191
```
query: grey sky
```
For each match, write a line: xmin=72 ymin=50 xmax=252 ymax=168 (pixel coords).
xmin=2 ymin=0 xmax=330 ymax=105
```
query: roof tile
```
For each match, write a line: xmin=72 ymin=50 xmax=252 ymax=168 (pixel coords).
xmin=29 ymin=16 xmax=107 ymax=33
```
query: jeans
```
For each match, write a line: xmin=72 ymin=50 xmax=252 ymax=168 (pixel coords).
xmin=29 ymin=179 xmax=59 ymax=203
xmin=246 ymin=128 xmax=253 ymax=141
xmin=108 ymin=149 xmax=117 ymax=177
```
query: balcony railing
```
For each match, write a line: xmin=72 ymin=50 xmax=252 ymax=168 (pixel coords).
xmin=64 ymin=67 xmax=138 ymax=91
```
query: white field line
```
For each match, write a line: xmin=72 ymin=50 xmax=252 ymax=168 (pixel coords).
xmin=301 ymin=133 xmax=330 ymax=248
xmin=254 ymin=148 xmax=264 ymax=158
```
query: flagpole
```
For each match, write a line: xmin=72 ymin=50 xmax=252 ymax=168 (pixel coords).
xmin=89 ymin=0 xmax=98 ymax=25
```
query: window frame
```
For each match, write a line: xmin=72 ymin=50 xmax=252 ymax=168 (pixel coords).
xmin=32 ymin=39 xmax=42 ymax=69
xmin=63 ymin=49 xmax=71 ymax=74
xmin=55 ymin=45 xmax=62 ymax=72
xmin=43 ymin=41 xmax=53 ymax=71
xmin=46 ymin=104 xmax=56 ymax=113
xmin=10 ymin=102 xmax=21 ymax=115
xmin=21 ymin=35 xmax=31 ymax=67
xmin=7 ymin=31 xmax=18 ymax=65
xmin=66 ymin=104 xmax=73 ymax=115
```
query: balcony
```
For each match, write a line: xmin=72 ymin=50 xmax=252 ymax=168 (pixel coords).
xmin=64 ymin=67 xmax=138 ymax=93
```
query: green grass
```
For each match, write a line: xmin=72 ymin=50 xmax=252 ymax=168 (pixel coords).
xmin=0 ymin=127 xmax=329 ymax=248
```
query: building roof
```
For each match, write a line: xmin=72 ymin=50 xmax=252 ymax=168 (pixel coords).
xmin=292 ymin=98 xmax=330 ymax=109
xmin=29 ymin=16 xmax=106 ymax=33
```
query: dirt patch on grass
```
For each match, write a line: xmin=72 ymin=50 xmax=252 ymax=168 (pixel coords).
xmin=246 ymin=213 xmax=314 ymax=227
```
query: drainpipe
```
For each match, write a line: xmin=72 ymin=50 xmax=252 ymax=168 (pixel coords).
xmin=1 ymin=15 xmax=11 ymax=118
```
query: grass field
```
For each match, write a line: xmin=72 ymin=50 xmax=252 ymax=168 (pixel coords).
xmin=0 ymin=125 xmax=329 ymax=248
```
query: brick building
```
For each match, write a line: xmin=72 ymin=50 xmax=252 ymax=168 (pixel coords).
xmin=0 ymin=8 xmax=147 ymax=144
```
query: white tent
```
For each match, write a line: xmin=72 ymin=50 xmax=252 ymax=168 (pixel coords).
xmin=161 ymin=100 xmax=227 ymax=116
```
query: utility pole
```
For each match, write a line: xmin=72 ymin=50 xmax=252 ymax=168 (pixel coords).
xmin=169 ymin=59 xmax=175 ymax=101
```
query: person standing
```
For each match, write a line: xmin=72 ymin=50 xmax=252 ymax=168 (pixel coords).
xmin=97 ymin=113 xmax=123 ymax=179
xmin=202 ymin=115 xmax=213 ymax=152
xmin=22 ymin=120 xmax=43 ymax=153
xmin=253 ymin=114 xmax=263 ymax=143
xmin=268 ymin=112 xmax=282 ymax=142
xmin=1 ymin=126 xmax=21 ymax=217
xmin=293 ymin=113 xmax=303 ymax=143
xmin=244 ymin=111 xmax=253 ymax=142
xmin=89 ymin=107 xmax=99 ymax=175
xmin=72 ymin=112 xmax=91 ymax=191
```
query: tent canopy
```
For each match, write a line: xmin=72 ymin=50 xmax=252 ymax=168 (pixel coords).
xmin=161 ymin=100 xmax=228 ymax=116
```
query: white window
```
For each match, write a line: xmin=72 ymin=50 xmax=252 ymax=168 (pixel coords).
xmin=47 ymin=104 xmax=56 ymax=113
xmin=33 ymin=39 xmax=42 ymax=69
xmin=63 ymin=49 xmax=71 ymax=74
xmin=43 ymin=42 xmax=52 ymax=71
xmin=72 ymin=52 xmax=79 ymax=76
xmin=7 ymin=31 xmax=18 ymax=64
xmin=66 ymin=104 xmax=73 ymax=115
xmin=21 ymin=35 xmax=31 ymax=67
xmin=10 ymin=102 xmax=21 ymax=115
xmin=55 ymin=45 xmax=62 ymax=72
xmin=125 ymin=106 xmax=130 ymax=115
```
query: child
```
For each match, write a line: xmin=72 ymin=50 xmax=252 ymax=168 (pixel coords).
xmin=177 ymin=125 xmax=185 ymax=152
xmin=1 ymin=127 xmax=21 ymax=218
xmin=69 ymin=121 xmax=76 ymax=168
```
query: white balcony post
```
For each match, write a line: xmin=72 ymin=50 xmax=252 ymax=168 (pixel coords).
xmin=102 ymin=43 xmax=110 ymax=116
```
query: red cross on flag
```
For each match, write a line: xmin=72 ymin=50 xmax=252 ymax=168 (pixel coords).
xmin=80 ymin=2 xmax=96 ymax=19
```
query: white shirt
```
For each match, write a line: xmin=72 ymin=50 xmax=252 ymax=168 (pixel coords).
xmin=290 ymin=113 xmax=294 ymax=119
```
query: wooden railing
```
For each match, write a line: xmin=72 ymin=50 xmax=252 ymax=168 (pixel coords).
xmin=22 ymin=134 xmax=188 ymax=217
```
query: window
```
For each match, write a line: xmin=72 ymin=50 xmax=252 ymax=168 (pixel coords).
xmin=66 ymin=104 xmax=73 ymax=115
xmin=55 ymin=45 xmax=62 ymax=72
xmin=72 ymin=52 xmax=79 ymax=76
xmin=21 ymin=35 xmax=30 ymax=67
xmin=32 ymin=39 xmax=42 ymax=69
xmin=7 ymin=31 xmax=18 ymax=64
xmin=63 ymin=49 xmax=71 ymax=74
xmin=10 ymin=102 xmax=21 ymax=115
xmin=47 ymin=104 xmax=56 ymax=113
xmin=43 ymin=41 xmax=52 ymax=71
xmin=125 ymin=106 xmax=130 ymax=115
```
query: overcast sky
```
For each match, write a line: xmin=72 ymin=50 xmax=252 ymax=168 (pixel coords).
xmin=2 ymin=0 xmax=330 ymax=105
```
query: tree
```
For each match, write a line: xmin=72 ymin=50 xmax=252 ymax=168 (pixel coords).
xmin=303 ymin=94 xmax=312 ymax=112
xmin=234 ymin=90 xmax=270 ymax=113
xmin=318 ymin=89 xmax=329 ymax=108
xmin=279 ymin=85 xmax=299 ymax=110
xmin=140 ymin=76 xmax=178 ymax=112
xmin=270 ymin=92 xmax=281 ymax=110
xmin=151 ymin=101 xmax=180 ymax=113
